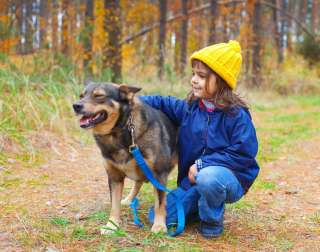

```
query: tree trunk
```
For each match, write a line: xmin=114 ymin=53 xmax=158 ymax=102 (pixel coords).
xmin=208 ymin=0 xmax=218 ymax=44
xmin=174 ymin=31 xmax=180 ymax=73
xmin=221 ymin=5 xmax=229 ymax=42
xmin=252 ymin=0 xmax=262 ymax=87
xmin=104 ymin=0 xmax=122 ymax=82
xmin=297 ymin=0 xmax=308 ymax=40
xmin=39 ymin=0 xmax=48 ymax=49
xmin=311 ymin=0 xmax=318 ymax=34
xmin=243 ymin=0 xmax=255 ymax=80
xmin=158 ymin=0 xmax=167 ymax=80
xmin=272 ymin=0 xmax=281 ymax=63
xmin=179 ymin=0 xmax=188 ymax=75
xmin=24 ymin=0 xmax=33 ymax=54
xmin=15 ymin=0 xmax=24 ymax=54
xmin=51 ymin=0 xmax=59 ymax=52
xmin=279 ymin=0 xmax=287 ymax=63
xmin=230 ymin=1 xmax=239 ymax=39
xmin=286 ymin=0 xmax=294 ymax=52
xmin=83 ymin=0 xmax=94 ymax=75
xmin=61 ymin=0 xmax=70 ymax=55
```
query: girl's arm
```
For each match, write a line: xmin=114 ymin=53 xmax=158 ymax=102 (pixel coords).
xmin=139 ymin=95 xmax=188 ymax=126
xmin=196 ymin=108 xmax=259 ymax=172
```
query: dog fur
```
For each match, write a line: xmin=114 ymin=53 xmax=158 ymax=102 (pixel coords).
xmin=73 ymin=81 xmax=177 ymax=233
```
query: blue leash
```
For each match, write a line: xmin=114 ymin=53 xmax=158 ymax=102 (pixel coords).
xmin=130 ymin=197 xmax=144 ymax=228
xmin=129 ymin=146 xmax=185 ymax=236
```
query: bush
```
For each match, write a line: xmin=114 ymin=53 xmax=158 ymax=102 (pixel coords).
xmin=298 ymin=35 xmax=320 ymax=66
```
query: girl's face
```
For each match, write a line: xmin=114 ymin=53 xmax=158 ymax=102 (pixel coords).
xmin=191 ymin=61 xmax=217 ymax=99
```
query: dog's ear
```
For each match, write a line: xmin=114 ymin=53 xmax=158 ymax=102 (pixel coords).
xmin=119 ymin=84 xmax=142 ymax=101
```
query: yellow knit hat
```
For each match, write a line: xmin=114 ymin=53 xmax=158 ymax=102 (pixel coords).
xmin=190 ymin=40 xmax=242 ymax=90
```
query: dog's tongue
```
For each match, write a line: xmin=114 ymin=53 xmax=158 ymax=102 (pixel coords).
xmin=80 ymin=116 xmax=92 ymax=126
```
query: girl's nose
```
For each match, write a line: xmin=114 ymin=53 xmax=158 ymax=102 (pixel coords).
xmin=191 ymin=75 xmax=198 ymax=85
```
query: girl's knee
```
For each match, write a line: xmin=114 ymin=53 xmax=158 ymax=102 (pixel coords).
xmin=196 ymin=168 xmax=227 ymax=196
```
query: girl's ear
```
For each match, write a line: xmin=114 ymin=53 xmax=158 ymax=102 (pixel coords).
xmin=119 ymin=84 xmax=142 ymax=101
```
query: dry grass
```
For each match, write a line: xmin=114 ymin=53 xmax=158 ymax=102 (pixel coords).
xmin=1 ymin=57 xmax=320 ymax=251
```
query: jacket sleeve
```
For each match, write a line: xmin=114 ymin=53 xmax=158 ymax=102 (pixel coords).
xmin=197 ymin=109 xmax=258 ymax=171
xmin=139 ymin=95 xmax=187 ymax=126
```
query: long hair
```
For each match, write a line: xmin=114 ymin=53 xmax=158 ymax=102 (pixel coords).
xmin=187 ymin=59 xmax=249 ymax=112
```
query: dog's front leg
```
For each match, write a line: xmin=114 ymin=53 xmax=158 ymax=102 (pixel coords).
xmin=101 ymin=170 xmax=124 ymax=234
xmin=121 ymin=181 xmax=143 ymax=205
xmin=151 ymin=185 xmax=167 ymax=233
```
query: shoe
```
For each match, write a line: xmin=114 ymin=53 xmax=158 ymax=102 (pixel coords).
xmin=199 ymin=221 xmax=223 ymax=238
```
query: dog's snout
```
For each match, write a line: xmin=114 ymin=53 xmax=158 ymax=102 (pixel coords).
xmin=73 ymin=103 xmax=83 ymax=113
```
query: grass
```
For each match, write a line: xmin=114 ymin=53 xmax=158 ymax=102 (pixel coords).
xmin=252 ymin=179 xmax=276 ymax=190
xmin=0 ymin=60 xmax=320 ymax=251
xmin=50 ymin=217 xmax=71 ymax=227
xmin=309 ymin=211 xmax=320 ymax=225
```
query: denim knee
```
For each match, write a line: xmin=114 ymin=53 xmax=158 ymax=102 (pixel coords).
xmin=196 ymin=168 xmax=227 ymax=205
xmin=195 ymin=166 xmax=244 ymax=204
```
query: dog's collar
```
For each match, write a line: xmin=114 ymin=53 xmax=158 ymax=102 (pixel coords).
xmin=113 ymin=104 xmax=132 ymax=130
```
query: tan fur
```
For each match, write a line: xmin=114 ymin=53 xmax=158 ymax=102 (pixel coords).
xmin=74 ymin=83 xmax=177 ymax=234
xmin=152 ymin=187 xmax=167 ymax=232
xmin=92 ymin=88 xmax=107 ymax=96
xmin=91 ymin=101 xmax=120 ymax=135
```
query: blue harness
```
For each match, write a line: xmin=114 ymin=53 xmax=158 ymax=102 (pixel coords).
xmin=127 ymin=115 xmax=185 ymax=236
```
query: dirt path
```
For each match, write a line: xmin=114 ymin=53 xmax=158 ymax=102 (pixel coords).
xmin=1 ymin=134 xmax=320 ymax=251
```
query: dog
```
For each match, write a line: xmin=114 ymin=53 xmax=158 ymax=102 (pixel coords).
xmin=73 ymin=81 xmax=177 ymax=233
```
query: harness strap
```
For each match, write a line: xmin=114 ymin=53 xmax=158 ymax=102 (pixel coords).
xmin=130 ymin=146 xmax=185 ymax=236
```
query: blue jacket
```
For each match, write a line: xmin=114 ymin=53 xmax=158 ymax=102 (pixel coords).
xmin=139 ymin=96 xmax=260 ymax=193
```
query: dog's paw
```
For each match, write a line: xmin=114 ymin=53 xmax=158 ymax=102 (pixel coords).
xmin=100 ymin=220 xmax=120 ymax=235
xmin=151 ymin=223 xmax=167 ymax=233
xmin=121 ymin=198 xmax=132 ymax=206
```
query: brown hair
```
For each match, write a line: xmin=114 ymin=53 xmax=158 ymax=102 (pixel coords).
xmin=187 ymin=59 xmax=249 ymax=113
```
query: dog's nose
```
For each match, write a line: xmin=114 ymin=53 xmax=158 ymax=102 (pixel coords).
xmin=73 ymin=103 xmax=83 ymax=113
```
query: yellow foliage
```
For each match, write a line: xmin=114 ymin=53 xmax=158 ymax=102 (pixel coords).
xmin=122 ymin=44 xmax=138 ymax=72
xmin=124 ymin=0 xmax=157 ymax=28
xmin=92 ymin=0 xmax=105 ymax=53
xmin=0 ymin=15 xmax=9 ymax=23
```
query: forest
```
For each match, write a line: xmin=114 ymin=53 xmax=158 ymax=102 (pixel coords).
xmin=0 ymin=1 xmax=319 ymax=251
xmin=0 ymin=0 xmax=319 ymax=87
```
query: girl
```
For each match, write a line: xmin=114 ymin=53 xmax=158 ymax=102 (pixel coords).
xmin=140 ymin=40 xmax=259 ymax=238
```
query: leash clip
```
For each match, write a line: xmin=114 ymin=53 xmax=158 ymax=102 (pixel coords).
xmin=128 ymin=114 xmax=136 ymax=152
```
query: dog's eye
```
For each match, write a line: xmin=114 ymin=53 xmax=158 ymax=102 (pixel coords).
xmin=94 ymin=94 xmax=106 ymax=99
xmin=79 ymin=93 xmax=84 ymax=99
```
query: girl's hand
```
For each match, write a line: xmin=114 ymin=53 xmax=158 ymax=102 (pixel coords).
xmin=188 ymin=164 xmax=198 ymax=184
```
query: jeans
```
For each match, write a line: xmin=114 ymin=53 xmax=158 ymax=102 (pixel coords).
xmin=149 ymin=166 xmax=244 ymax=234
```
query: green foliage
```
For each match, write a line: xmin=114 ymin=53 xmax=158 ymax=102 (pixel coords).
xmin=0 ymin=52 xmax=8 ymax=62
xmin=228 ymin=198 xmax=253 ymax=210
xmin=298 ymin=36 xmax=320 ymax=66
xmin=87 ymin=211 xmax=109 ymax=222
xmin=309 ymin=211 xmax=320 ymax=225
xmin=50 ymin=217 xmax=71 ymax=227
xmin=0 ymin=178 xmax=22 ymax=189
xmin=252 ymin=179 xmax=276 ymax=190
xmin=71 ymin=226 xmax=89 ymax=240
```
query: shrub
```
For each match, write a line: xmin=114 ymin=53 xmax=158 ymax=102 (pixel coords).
xmin=298 ymin=35 xmax=320 ymax=66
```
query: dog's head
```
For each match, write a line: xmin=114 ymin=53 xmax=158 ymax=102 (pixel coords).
xmin=73 ymin=81 xmax=141 ymax=134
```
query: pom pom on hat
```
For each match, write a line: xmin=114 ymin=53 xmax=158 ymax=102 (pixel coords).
xmin=228 ymin=40 xmax=241 ymax=53
xmin=190 ymin=40 xmax=242 ymax=89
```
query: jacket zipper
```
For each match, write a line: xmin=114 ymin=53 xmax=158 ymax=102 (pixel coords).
xmin=202 ymin=114 xmax=211 ymax=156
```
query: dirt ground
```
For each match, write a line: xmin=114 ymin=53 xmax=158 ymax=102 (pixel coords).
xmin=1 ymin=131 xmax=320 ymax=251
